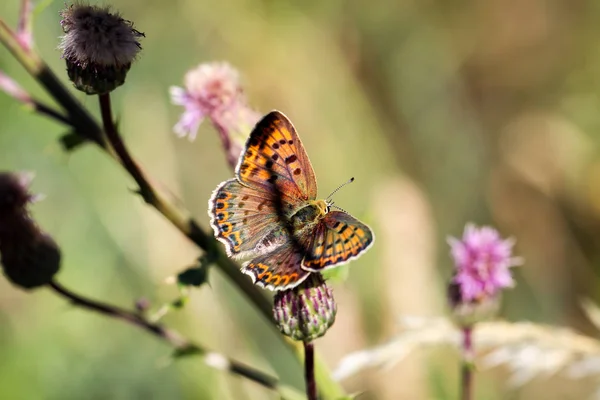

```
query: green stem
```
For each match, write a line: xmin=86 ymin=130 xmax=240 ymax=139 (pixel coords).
xmin=0 ymin=19 xmax=39 ymax=73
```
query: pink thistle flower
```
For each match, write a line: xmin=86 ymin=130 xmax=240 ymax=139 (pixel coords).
xmin=448 ymin=224 xmax=522 ymax=303
xmin=170 ymin=62 xmax=260 ymax=169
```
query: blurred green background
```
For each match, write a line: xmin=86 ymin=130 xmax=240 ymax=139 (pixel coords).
xmin=2 ymin=0 xmax=600 ymax=398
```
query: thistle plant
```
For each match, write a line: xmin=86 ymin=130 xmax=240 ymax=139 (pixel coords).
xmin=273 ymin=273 xmax=338 ymax=400
xmin=0 ymin=2 xmax=346 ymax=399
xmin=447 ymin=224 xmax=522 ymax=400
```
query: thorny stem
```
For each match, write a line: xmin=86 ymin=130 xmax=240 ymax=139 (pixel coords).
xmin=304 ymin=341 xmax=317 ymax=400
xmin=0 ymin=16 xmax=345 ymax=399
xmin=461 ymin=326 xmax=474 ymax=400
xmin=98 ymin=93 xmax=156 ymax=204
xmin=47 ymin=280 xmax=285 ymax=393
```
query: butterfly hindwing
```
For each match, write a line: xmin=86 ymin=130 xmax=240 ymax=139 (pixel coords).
xmin=208 ymin=179 xmax=280 ymax=258
xmin=242 ymin=243 xmax=311 ymax=291
xmin=236 ymin=111 xmax=318 ymax=212
xmin=302 ymin=211 xmax=374 ymax=271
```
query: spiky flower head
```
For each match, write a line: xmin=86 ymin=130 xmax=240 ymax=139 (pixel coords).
xmin=59 ymin=3 xmax=144 ymax=94
xmin=448 ymin=224 xmax=522 ymax=302
xmin=0 ymin=172 xmax=60 ymax=289
xmin=170 ymin=62 xmax=260 ymax=168
xmin=272 ymin=273 xmax=337 ymax=342
xmin=447 ymin=224 xmax=522 ymax=326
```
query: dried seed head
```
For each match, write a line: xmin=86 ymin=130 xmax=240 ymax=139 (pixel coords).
xmin=59 ymin=3 xmax=144 ymax=94
xmin=273 ymin=273 xmax=337 ymax=342
xmin=0 ymin=172 xmax=60 ymax=289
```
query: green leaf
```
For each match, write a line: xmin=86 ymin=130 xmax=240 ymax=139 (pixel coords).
xmin=177 ymin=265 xmax=209 ymax=287
xmin=59 ymin=132 xmax=88 ymax=151
xmin=336 ymin=394 xmax=361 ymax=400
xmin=171 ymin=296 xmax=188 ymax=309
xmin=172 ymin=345 xmax=203 ymax=359
xmin=321 ymin=264 xmax=349 ymax=282
xmin=278 ymin=385 xmax=307 ymax=400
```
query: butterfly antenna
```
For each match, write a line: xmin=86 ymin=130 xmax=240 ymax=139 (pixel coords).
xmin=331 ymin=204 xmax=350 ymax=214
xmin=326 ymin=177 xmax=355 ymax=201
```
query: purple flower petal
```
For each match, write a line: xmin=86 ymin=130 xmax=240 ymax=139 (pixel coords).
xmin=448 ymin=224 xmax=521 ymax=302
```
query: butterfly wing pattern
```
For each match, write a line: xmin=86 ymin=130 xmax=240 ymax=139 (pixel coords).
xmin=242 ymin=238 xmax=311 ymax=289
xmin=209 ymin=110 xmax=374 ymax=291
xmin=235 ymin=111 xmax=317 ymax=209
xmin=209 ymin=179 xmax=279 ymax=259
xmin=302 ymin=211 xmax=374 ymax=271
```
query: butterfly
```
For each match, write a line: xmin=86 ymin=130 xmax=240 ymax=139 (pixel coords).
xmin=208 ymin=110 xmax=374 ymax=291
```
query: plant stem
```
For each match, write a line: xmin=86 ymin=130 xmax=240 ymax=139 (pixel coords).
xmin=48 ymin=280 xmax=286 ymax=393
xmin=98 ymin=92 xmax=156 ymax=203
xmin=32 ymin=101 xmax=72 ymax=126
xmin=304 ymin=341 xmax=317 ymax=400
xmin=461 ymin=326 xmax=474 ymax=400
xmin=212 ymin=120 xmax=238 ymax=169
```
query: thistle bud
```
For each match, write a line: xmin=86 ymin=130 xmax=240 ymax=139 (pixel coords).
xmin=0 ymin=172 xmax=60 ymax=289
xmin=59 ymin=4 xmax=144 ymax=95
xmin=273 ymin=274 xmax=337 ymax=342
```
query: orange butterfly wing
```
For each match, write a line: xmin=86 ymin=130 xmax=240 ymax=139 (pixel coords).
xmin=242 ymin=242 xmax=311 ymax=291
xmin=209 ymin=111 xmax=318 ymax=259
xmin=235 ymin=111 xmax=317 ymax=213
xmin=302 ymin=211 xmax=374 ymax=271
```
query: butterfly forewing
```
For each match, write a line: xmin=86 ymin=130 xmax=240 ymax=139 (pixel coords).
xmin=242 ymin=243 xmax=311 ymax=290
xmin=302 ymin=211 xmax=374 ymax=271
xmin=209 ymin=179 xmax=280 ymax=258
xmin=235 ymin=111 xmax=317 ymax=211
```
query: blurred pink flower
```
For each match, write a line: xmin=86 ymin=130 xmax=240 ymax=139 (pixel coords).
xmin=0 ymin=70 xmax=31 ymax=104
xmin=170 ymin=62 xmax=260 ymax=168
xmin=448 ymin=224 xmax=522 ymax=303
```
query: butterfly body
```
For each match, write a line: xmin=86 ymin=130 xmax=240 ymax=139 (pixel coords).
xmin=289 ymin=199 xmax=328 ymax=230
xmin=209 ymin=111 xmax=374 ymax=291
